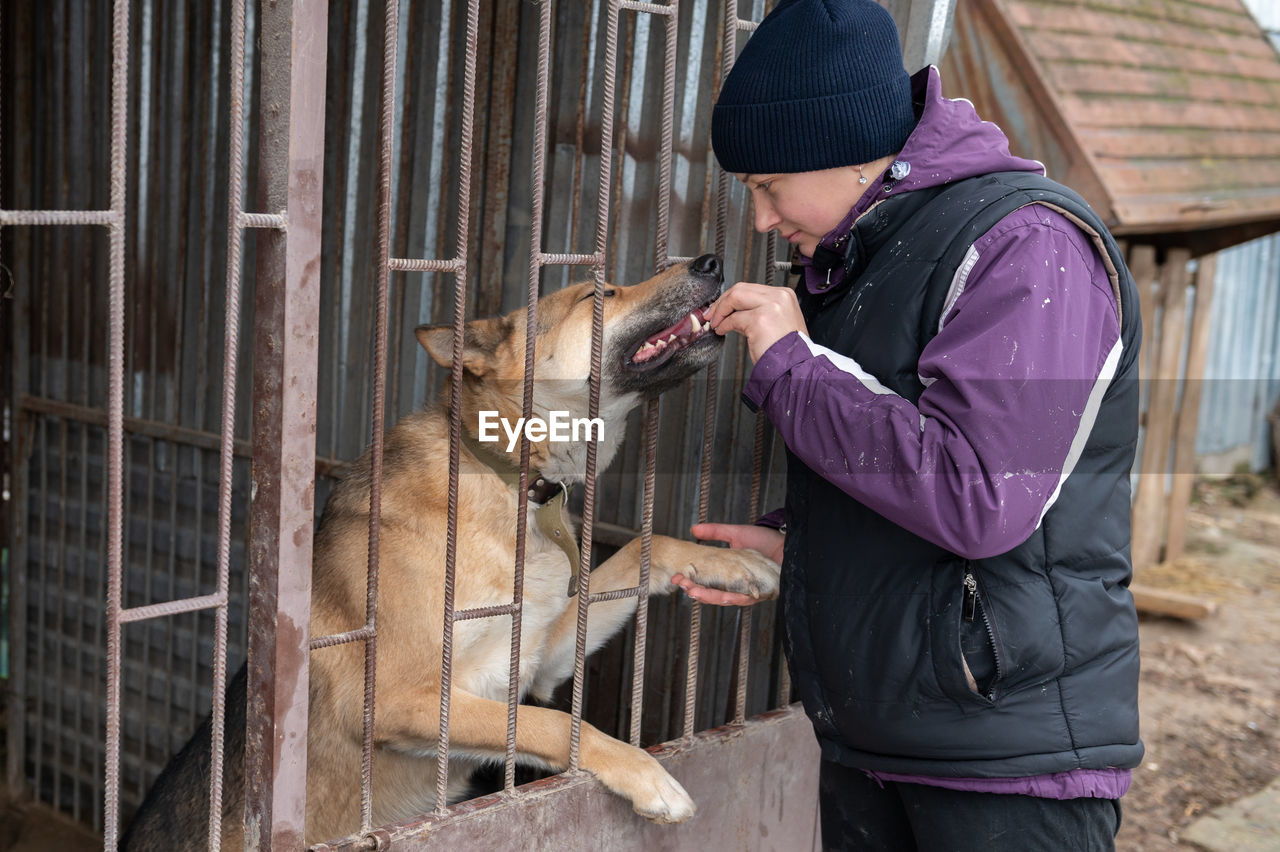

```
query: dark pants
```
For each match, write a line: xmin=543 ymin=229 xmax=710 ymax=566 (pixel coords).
xmin=819 ymin=760 xmax=1122 ymax=851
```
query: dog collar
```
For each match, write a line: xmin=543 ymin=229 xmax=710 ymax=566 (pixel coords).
xmin=460 ymin=428 xmax=565 ymax=504
xmin=460 ymin=428 xmax=582 ymax=596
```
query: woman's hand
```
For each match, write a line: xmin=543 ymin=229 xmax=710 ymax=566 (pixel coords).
xmin=703 ymin=282 xmax=807 ymax=363
xmin=671 ymin=523 xmax=784 ymax=607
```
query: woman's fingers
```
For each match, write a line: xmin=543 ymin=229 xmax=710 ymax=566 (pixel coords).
xmin=671 ymin=573 xmax=764 ymax=607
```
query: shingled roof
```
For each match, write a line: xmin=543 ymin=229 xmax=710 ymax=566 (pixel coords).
xmin=939 ymin=0 xmax=1280 ymax=256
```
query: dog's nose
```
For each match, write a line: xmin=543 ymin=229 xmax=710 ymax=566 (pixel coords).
xmin=691 ymin=253 xmax=722 ymax=281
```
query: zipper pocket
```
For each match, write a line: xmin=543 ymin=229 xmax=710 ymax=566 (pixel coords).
xmin=960 ymin=565 xmax=1004 ymax=699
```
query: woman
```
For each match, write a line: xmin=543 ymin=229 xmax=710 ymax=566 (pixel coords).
xmin=673 ymin=1 xmax=1143 ymax=849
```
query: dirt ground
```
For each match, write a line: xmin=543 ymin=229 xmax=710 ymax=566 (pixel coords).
xmin=1118 ymin=473 xmax=1280 ymax=851
xmin=2 ymin=474 xmax=1279 ymax=851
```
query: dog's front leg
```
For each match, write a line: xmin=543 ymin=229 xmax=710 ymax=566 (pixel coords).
xmin=529 ymin=535 xmax=779 ymax=699
xmin=378 ymin=688 xmax=696 ymax=824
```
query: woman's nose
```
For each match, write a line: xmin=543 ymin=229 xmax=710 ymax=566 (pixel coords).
xmin=753 ymin=198 xmax=780 ymax=234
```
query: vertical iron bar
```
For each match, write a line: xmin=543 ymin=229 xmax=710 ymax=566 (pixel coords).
xmin=243 ymin=0 xmax=328 ymax=847
xmin=361 ymin=0 xmax=401 ymax=829
xmin=654 ymin=1 xmax=677 ymax=271
xmin=631 ymin=398 xmax=659 ymax=745
xmin=433 ymin=0 xmax=481 ymax=816
xmin=570 ymin=0 xmax=621 ymax=769
xmin=507 ymin=0 xmax=552 ymax=797
xmin=102 ymin=0 xmax=129 ymax=843
xmin=208 ymin=0 xmax=250 ymax=845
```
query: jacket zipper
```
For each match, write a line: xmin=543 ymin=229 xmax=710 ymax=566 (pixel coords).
xmin=962 ymin=564 xmax=1005 ymax=699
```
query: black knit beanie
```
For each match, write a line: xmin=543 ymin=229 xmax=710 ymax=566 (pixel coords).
xmin=712 ymin=0 xmax=916 ymax=175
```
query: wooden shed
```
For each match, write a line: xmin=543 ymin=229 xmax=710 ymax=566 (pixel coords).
xmin=943 ymin=0 xmax=1280 ymax=256
xmin=939 ymin=0 xmax=1280 ymax=607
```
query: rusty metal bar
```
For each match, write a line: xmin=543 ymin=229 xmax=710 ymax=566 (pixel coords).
xmin=210 ymin=1 xmax=254 ymax=840
xmin=100 ymin=0 xmax=130 ymax=844
xmin=537 ymin=251 xmax=604 ymax=266
xmin=0 ymin=210 xmax=121 ymax=227
xmin=17 ymin=393 xmax=349 ymax=478
xmin=310 ymin=625 xmax=376 ymax=650
xmin=242 ymin=0 xmax=328 ymax=847
xmin=504 ymin=0 xmax=557 ymax=791
xmin=629 ymin=399 xmax=660 ymax=745
xmin=354 ymin=0 xmax=406 ymax=829
xmin=653 ymin=1 xmax=677 ymax=270
xmin=456 ymin=602 xmax=522 ymax=622
xmin=589 ymin=586 xmax=644 ymax=605
xmin=569 ymin=0 xmax=622 ymax=771
xmin=238 ymin=211 xmax=288 ymax=230
xmin=119 ymin=593 xmax=230 ymax=624
xmin=387 ymin=256 xmax=465 ymax=272
xmin=434 ymin=0 xmax=482 ymax=817
xmin=620 ymin=0 xmax=676 ymax=14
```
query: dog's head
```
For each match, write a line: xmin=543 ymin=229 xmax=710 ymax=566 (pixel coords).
xmin=416 ymin=255 xmax=725 ymax=410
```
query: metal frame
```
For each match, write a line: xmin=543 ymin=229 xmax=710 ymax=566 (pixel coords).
xmin=3 ymin=1 xmax=812 ymax=847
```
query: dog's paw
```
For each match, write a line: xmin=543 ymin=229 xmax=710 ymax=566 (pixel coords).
xmin=682 ymin=548 xmax=780 ymax=600
xmin=593 ymin=748 xmax=696 ymax=824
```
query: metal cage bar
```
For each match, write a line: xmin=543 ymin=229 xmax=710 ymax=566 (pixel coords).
xmin=241 ymin=0 xmax=329 ymax=847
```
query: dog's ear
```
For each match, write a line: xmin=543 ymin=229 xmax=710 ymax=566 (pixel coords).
xmin=415 ymin=317 xmax=508 ymax=376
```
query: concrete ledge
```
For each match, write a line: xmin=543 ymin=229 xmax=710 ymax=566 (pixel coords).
xmin=314 ymin=705 xmax=820 ymax=851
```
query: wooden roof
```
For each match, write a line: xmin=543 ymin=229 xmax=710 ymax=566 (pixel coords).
xmin=939 ymin=0 xmax=1280 ymax=256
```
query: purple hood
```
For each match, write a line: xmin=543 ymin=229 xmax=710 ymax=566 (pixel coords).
xmin=801 ymin=66 xmax=1044 ymax=294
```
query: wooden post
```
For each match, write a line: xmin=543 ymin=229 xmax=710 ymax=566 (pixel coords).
xmin=1164 ymin=253 xmax=1219 ymax=562
xmin=1131 ymin=248 xmax=1192 ymax=572
xmin=1128 ymin=245 xmax=1158 ymax=395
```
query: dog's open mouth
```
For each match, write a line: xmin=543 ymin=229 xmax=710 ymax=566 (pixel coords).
xmin=628 ymin=301 xmax=715 ymax=368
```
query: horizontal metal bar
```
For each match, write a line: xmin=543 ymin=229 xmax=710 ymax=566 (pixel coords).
xmin=0 ymin=209 xmax=121 ymax=227
xmin=588 ymin=586 xmax=642 ymax=604
xmin=21 ymin=393 xmax=252 ymax=455
xmin=309 ymin=625 xmax=376 ymax=650
xmin=454 ymin=602 xmax=520 ymax=622
xmin=119 ymin=592 xmax=228 ymax=623
xmin=537 ymin=251 xmax=604 ymax=266
xmin=587 ymin=519 xmax=640 ymax=549
xmin=387 ymin=256 xmax=464 ymax=272
xmin=737 ymin=18 xmax=758 ymax=32
xmin=619 ymin=0 xmax=675 ymax=16
xmin=238 ymin=211 xmax=288 ymax=229
xmin=18 ymin=393 xmax=350 ymax=477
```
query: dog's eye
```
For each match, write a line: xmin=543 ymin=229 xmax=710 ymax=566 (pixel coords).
xmin=578 ymin=289 xmax=617 ymax=303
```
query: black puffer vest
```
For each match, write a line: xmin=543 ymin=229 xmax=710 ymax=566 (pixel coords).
xmin=782 ymin=171 xmax=1144 ymax=777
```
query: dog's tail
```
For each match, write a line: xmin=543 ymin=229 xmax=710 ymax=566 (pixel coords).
xmin=119 ymin=663 xmax=248 ymax=851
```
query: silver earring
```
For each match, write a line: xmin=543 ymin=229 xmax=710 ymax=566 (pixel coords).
xmin=858 ymin=166 xmax=868 ymax=185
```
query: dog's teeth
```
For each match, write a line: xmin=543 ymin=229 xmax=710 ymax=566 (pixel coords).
xmin=690 ymin=313 xmax=701 ymax=332
xmin=667 ymin=334 xmax=677 ymax=343
xmin=642 ymin=341 xmax=656 ymax=351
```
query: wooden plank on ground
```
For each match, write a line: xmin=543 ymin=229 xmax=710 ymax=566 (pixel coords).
xmin=1131 ymin=583 xmax=1217 ymax=620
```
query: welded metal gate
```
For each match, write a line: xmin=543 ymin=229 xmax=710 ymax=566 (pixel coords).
xmin=1 ymin=0 xmax=828 ymax=847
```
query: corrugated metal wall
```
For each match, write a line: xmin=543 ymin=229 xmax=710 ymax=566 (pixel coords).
xmin=3 ymin=0 xmax=791 ymax=831
xmin=1208 ymin=0 xmax=1280 ymax=470
xmin=1200 ymin=0 xmax=1280 ymax=473
xmin=1196 ymin=237 xmax=1280 ymax=471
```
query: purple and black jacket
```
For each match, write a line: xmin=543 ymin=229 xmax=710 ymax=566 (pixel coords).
xmin=749 ymin=68 xmax=1143 ymax=799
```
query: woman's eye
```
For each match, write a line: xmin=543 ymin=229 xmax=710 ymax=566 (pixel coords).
xmin=757 ymin=181 xmax=772 ymax=192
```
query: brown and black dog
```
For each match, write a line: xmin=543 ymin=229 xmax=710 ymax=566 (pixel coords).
xmin=122 ymin=255 xmax=780 ymax=848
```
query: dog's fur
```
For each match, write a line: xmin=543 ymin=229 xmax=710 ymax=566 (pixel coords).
xmin=122 ymin=258 xmax=780 ymax=848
